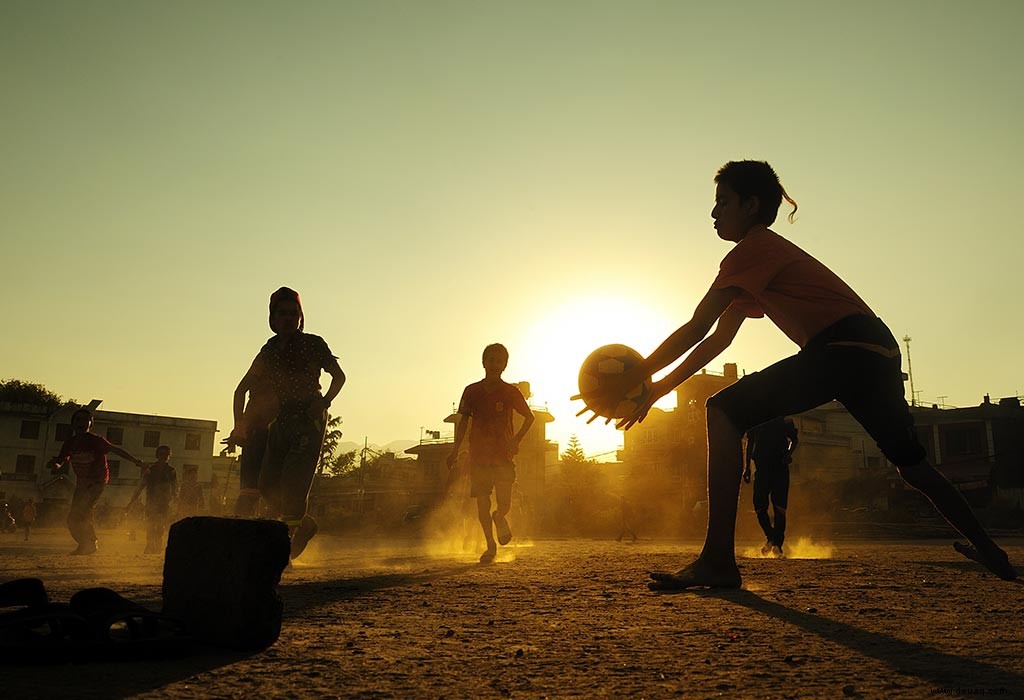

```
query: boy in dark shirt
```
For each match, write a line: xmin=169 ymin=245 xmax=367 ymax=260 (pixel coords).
xmin=126 ymin=445 xmax=178 ymax=554
xmin=47 ymin=408 xmax=145 ymax=555
xmin=447 ymin=344 xmax=535 ymax=563
xmin=744 ymin=417 xmax=798 ymax=556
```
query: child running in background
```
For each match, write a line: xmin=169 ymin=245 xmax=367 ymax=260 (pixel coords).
xmin=47 ymin=408 xmax=146 ymax=555
xmin=176 ymin=465 xmax=205 ymax=518
xmin=126 ymin=445 xmax=178 ymax=554
xmin=744 ymin=417 xmax=798 ymax=556
xmin=244 ymin=287 xmax=346 ymax=560
xmin=21 ymin=499 xmax=36 ymax=542
xmin=447 ymin=344 xmax=535 ymax=563
xmin=582 ymin=160 xmax=1016 ymax=588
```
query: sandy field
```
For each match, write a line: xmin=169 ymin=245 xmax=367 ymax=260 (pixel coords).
xmin=2 ymin=527 xmax=1023 ymax=699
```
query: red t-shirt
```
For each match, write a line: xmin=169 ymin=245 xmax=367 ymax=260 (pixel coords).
xmin=458 ymin=380 xmax=532 ymax=463
xmin=711 ymin=228 xmax=873 ymax=347
xmin=56 ymin=432 xmax=113 ymax=483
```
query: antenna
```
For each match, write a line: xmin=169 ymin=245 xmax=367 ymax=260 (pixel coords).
xmin=902 ymin=334 xmax=916 ymax=406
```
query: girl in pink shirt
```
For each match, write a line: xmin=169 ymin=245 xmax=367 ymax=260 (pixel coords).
xmin=583 ymin=160 xmax=1015 ymax=588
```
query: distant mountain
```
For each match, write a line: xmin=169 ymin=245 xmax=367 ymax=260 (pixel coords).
xmin=335 ymin=440 xmax=418 ymax=456
xmin=384 ymin=439 xmax=417 ymax=454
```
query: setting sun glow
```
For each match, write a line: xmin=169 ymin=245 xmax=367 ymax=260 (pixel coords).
xmin=516 ymin=295 xmax=680 ymax=459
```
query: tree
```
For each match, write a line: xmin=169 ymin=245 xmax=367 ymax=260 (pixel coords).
xmin=0 ymin=379 xmax=75 ymax=412
xmin=317 ymin=414 xmax=359 ymax=477
xmin=561 ymin=434 xmax=590 ymax=464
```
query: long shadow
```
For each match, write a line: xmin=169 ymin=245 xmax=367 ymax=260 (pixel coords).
xmin=693 ymin=588 xmax=1024 ymax=691
xmin=280 ymin=560 xmax=480 ymax=615
xmin=4 ymin=645 xmax=255 ymax=699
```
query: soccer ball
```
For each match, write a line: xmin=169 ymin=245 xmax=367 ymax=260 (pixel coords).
xmin=577 ymin=344 xmax=653 ymax=419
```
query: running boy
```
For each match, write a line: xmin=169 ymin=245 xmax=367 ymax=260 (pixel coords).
xmin=47 ymin=408 xmax=146 ymax=555
xmin=582 ymin=160 xmax=1016 ymax=588
xmin=744 ymin=417 xmax=798 ymax=556
xmin=126 ymin=445 xmax=178 ymax=554
xmin=447 ymin=343 xmax=535 ymax=563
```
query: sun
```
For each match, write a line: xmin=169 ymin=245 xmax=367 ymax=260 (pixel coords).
xmin=513 ymin=295 xmax=678 ymax=458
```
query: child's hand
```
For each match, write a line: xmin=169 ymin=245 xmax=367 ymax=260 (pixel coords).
xmin=615 ymin=381 xmax=670 ymax=430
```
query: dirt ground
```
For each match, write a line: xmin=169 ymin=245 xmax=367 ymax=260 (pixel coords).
xmin=2 ymin=527 xmax=1023 ymax=699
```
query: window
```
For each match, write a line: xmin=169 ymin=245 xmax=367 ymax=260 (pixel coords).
xmin=55 ymin=423 xmax=72 ymax=441
xmin=106 ymin=427 xmax=124 ymax=445
xmin=144 ymin=430 xmax=161 ymax=448
xmin=944 ymin=427 xmax=983 ymax=457
xmin=185 ymin=433 xmax=201 ymax=451
xmin=15 ymin=455 xmax=36 ymax=474
xmin=108 ymin=460 xmax=121 ymax=479
xmin=20 ymin=420 xmax=41 ymax=440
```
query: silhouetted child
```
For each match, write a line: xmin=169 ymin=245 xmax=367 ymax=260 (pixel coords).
xmin=584 ymin=160 xmax=1016 ymax=588
xmin=176 ymin=465 xmax=205 ymax=518
xmin=47 ymin=408 xmax=145 ymax=555
xmin=744 ymin=417 xmax=798 ymax=556
xmin=617 ymin=495 xmax=638 ymax=543
xmin=248 ymin=287 xmax=346 ymax=559
xmin=126 ymin=445 xmax=178 ymax=554
xmin=447 ymin=344 xmax=535 ymax=563
xmin=22 ymin=499 xmax=36 ymax=542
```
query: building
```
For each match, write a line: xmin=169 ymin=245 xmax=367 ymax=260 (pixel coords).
xmin=0 ymin=400 xmax=218 ymax=523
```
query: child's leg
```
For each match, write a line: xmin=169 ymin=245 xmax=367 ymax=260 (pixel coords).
xmin=492 ymin=481 xmax=514 ymax=545
xmin=476 ymin=494 xmax=496 ymax=561
xmin=701 ymin=406 xmax=746 ymax=565
xmin=772 ymin=468 xmax=790 ymax=549
xmin=897 ymin=460 xmax=1014 ymax=579
xmin=752 ymin=471 xmax=774 ymax=543
xmin=649 ymin=406 xmax=745 ymax=589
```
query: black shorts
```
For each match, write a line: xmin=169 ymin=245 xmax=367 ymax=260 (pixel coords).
xmin=708 ymin=315 xmax=926 ymax=467
xmin=752 ymin=463 xmax=790 ymax=511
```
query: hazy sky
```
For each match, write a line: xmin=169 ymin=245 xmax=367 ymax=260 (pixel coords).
xmin=3 ymin=1 xmax=1022 ymax=458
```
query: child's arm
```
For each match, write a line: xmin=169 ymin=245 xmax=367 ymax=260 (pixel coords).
xmin=317 ymin=358 xmax=346 ymax=412
xmin=110 ymin=445 xmax=146 ymax=468
xmin=574 ymin=287 xmax=741 ymax=422
xmin=510 ymin=407 xmax=535 ymax=456
xmin=447 ymin=415 xmax=469 ymax=469
xmin=641 ymin=287 xmax=742 ymax=376
xmin=126 ymin=470 xmax=148 ymax=508
xmin=617 ymin=299 xmax=746 ymax=430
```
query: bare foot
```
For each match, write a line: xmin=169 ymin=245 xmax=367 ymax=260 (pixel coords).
xmin=648 ymin=558 xmax=741 ymax=590
xmin=953 ymin=541 xmax=1017 ymax=581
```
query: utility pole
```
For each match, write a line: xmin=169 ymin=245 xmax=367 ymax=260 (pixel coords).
xmin=903 ymin=334 xmax=916 ymax=406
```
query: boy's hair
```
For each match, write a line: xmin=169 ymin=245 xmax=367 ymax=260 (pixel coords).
xmin=715 ymin=160 xmax=798 ymax=225
xmin=482 ymin=343 xmax=509 ymax=364
xmin=156 ymin=445 xmax=172 ymax=457
xmin=70 ymin=407 xmax=92 ymax=423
